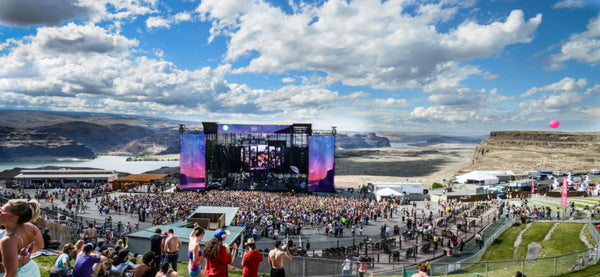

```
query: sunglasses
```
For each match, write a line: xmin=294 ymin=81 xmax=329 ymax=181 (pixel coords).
xmin=0 ymin=208 xmax=17 ymax=217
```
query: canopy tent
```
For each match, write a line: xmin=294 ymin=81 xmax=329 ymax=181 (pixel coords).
xmin=455 ymin=171 xmax=513 ymax=186
xmin=110 ymin=174 xmax=168 ymax=191
xmin=375 ymin=187 xmax=404 ymax=202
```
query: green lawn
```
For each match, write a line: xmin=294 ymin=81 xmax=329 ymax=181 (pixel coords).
xmin=481 ymin=222 xmax=527 ymax=261
xmin=515 ymin=222 xmax=554 ymax=259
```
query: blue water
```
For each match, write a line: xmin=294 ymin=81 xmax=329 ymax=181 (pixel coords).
xmin=0 ymin=156 xmax=180 ymax=174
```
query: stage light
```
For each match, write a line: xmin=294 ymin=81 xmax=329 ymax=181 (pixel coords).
xmin=222 ymin=125 xmax=229 ymax=131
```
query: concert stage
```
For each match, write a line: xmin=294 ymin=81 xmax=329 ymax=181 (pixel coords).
xmin=180 ymin=122 xmax=335 ymax=192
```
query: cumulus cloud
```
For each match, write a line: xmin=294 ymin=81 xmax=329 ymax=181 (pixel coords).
xmin=146 ymin=16 xmax=171 ymax=29
xmin=0 ymin=23 xmax=359 ymax=120
xmin=372 ymin=98 xmax=409 ymax=107
xmin=0 ymin=0 xmax=157 ymax=27
xmin=547 ymin=14 xmax=600 ymax=69
xmin=552 ymin=0 xmax=585 ymax=9
xmin=196 ymin=0 xmax=541 ymax=91
xmin=518 ymin=77 xmax=600 ymax=113
xmin=146 ymin=12 xmax=194 ymax=29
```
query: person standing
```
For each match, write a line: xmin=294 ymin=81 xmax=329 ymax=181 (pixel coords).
xmin=268 ymin=240 xmax=292 ymax=277
xmin=164 ymin=229 xmax=182 ymax=271
xmin=188 ymin=226 xmax=205 ymax=277
xmin=0 ymin=199 xmax=44 ymax=277
xmin=204 ymin=228 xmax=236 ymax=277
xmin=83 ymin=223 xmax=97 ymax=244
xmin=242 ymin=238 xmax=263 ymax=277
xmin=341 ymin=255 xmax=351 ymax=277
xmin=149 ymin=228 xmax=163 ymax=270
xmin=357 ymin=258 xmax=367 ymax=277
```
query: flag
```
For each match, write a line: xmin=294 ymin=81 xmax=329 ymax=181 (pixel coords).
xmin=561 ymin=177 xmax=568 ymax=207
xmin=531 ymin=176 xmax=535 ymax=194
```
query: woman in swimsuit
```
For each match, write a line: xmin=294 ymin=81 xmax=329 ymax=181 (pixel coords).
xmin=188 ymin=226 xmax=205 ymax=277
xmin=0 ymin=199 xmax=44 ymax=277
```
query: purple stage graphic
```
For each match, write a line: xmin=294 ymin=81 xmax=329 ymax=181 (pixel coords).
xmin=308 ymin=136 xmax=335 ymax=192
xmin=180 ymin=134 xmax=206 ymax=190
xmin=218 ymin=124 xmax=290 ymax=134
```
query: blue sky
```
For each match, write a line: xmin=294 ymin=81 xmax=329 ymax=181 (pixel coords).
xmin=0 ymin=0 xmax=599 ymax=133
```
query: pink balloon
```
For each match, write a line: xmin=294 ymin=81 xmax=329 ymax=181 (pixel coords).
xmin=549 ymin=120 xmax=560 ymax=128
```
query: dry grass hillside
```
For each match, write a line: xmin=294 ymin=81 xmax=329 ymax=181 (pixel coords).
xmin=460 ymin=131 xmax=600 ymax=174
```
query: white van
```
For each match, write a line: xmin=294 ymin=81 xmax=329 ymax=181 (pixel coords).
xmin=591 ymin=169 xmax=600 ymax=175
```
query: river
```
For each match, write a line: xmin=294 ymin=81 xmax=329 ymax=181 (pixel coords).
xmin=0 ymin=156 xmax=180 ymax=174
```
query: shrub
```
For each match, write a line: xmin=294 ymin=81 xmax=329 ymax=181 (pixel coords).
xmin=432 ymin=182 xmax=444 ymax=189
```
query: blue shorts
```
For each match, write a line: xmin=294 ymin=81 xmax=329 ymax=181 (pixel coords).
xmin=189 ymin=265 xmax=202 ymax=277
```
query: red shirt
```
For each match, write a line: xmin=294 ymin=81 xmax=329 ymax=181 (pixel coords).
xmin=242 ymin=250 xmax=263 ymax=277
xmin=205 ymin=244 xmax=232 ymax=277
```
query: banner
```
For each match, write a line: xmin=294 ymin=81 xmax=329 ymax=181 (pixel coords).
xmin=531 ymin=176 xmax=535 ymax=194
xmin=561 ymin=177 xmax=568 ymax=207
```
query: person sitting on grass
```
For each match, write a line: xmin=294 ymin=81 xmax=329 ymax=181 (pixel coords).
xmin=156 ymin=261 xmax=178 ymax=277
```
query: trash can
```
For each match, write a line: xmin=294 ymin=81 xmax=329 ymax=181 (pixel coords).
xmin=446 ymin=248 xmax=453 ymax=256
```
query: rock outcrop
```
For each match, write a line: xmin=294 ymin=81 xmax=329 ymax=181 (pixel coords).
xmin=0 ymin=126 xmax=95 ymax=161
xmin=336 ymin=133 xmax=391 ymax=149
xmin=461 ymin=131 xmax=600 ymax=174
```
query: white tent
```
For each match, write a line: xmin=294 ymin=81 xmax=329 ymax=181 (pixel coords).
xmin=455 ymin=171 xmax=514 ymax=186
xmin=375 ymin=187 xmax=404 ymax=201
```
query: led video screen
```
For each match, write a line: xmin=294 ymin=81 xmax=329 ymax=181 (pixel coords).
xmin=308 ymin=135 xmax=335 ymax=192
xmin=180 ymin=134 xmax=206 ymax=190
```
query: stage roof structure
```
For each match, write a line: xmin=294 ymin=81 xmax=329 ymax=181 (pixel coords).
xmin=111 ymin=174 xmax=168 ymax=183
xmin=14 ymin=169 xmax=117 ymax=181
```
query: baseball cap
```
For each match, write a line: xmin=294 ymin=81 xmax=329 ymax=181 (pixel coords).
xmin=213 ymin=228 xmax=230 ymax=240
xmin=162 ymin=232 xmax=168 ymax=237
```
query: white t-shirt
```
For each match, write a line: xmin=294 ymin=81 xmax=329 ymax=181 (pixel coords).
xmin=343 ymin=258 xmax=351 ymax=270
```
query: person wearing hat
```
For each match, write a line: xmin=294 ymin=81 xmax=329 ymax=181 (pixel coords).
xmin=268 ymin=240 xmax=292 ymax=277
xmin=242 ymin=238 xmax=263 ymax=277
xmin=341 ymin=255 xmax=351 ymax=277
xmin=204 ymin=228 xmax=237 ymax=277
xmin=43 ymin=227 xmax=60 ymax=250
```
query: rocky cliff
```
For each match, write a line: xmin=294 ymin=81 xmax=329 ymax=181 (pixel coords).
xmin=0 ymin=126 xmax=95 ymax=161
xmin=335 ymin=133 xmax=391 ymax=149
xmin=461 ymin=131 xmax=600 ymax=174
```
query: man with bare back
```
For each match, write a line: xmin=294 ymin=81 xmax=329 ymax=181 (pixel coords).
xmin=268 ymin=240 xmax=292 ymax=277
xmin=164 ymin=228 xmax=182 ymax=271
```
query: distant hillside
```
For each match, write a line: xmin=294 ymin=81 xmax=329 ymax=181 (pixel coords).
xmin=108 ymin=128 xmax=180 ymax=155
xmin=36 ymin=121 xmax=155 ymax=153
xmin=376 ymin=132 xmax=488 ymax=146
xmin=0 ymin=110 xmax=180 ymax=131
xmin=336 ymin=133 xmax=390 ymax=148
xmin=0 ymin=126 xmax=95 ymax=161
xmin=460 ymin=131 xmax=600 ymax=174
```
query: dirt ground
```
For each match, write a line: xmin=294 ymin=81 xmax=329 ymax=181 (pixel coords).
xmin=334 ymin=143 xmax=477 ymax=188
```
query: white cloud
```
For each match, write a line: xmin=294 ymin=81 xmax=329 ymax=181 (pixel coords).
xmin=552 ymin=0 xmax=585 ymax=9
xmin=0 ymin=23 xmax=362 ymax=121
xmin=146 ymin=16 xmax=171 ymax=29
xmin=174 ymin=12 xmax=193 ymax=23
xmin=281 ymin=77 xmax=295 ymax=83
xmin=0 ymin=0 xmax=157 ymax=27
xmin=372 ymin=98 xmax=409 ymax=107
xmin=518 ymin=77 xmax=600 ymax=113
xmin=197 ymin=0 xmax=541 ymax=91
xmin=547 ymin=15 xmax=600 ymax=69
